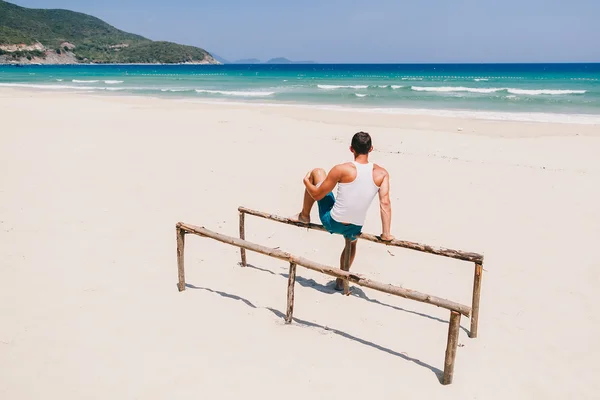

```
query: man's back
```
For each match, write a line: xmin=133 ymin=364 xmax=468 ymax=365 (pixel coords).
xmin=335 ymin=161 xmax=388 ymax=186
xmin=330 ymin=161 xmax=387 ymax=226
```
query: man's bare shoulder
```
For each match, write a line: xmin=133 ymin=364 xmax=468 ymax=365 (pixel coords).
xmin=334 ymin=161 xmax=355 ymax=169
xmin=373 ymin=163 xmax=389 ymax=187
xmin=373 ymin=163 xmax=389 ymax=176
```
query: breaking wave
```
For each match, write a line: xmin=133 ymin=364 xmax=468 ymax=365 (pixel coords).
xmin=195 ymin=89 xmax=274 ymax=97
xmin=318 ymin=84 xmax=369 ymax=89
xmin=506 ymin=89 xmax=586 ymax=95
xmin=411 ymin=86 xmax=587 ymax=95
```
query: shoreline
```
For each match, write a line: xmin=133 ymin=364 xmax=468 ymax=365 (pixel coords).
xmin=2 ymin=86 xmax=600 ymax=126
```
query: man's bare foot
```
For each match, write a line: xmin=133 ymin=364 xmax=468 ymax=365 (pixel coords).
xmin=289 ymin=212 xmax=310 ymax=224
xmin=334 ymin=278 xmax=344 ymax=291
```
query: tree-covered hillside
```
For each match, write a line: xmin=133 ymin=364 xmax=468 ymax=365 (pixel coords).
xmin=0 ymin=0 xmax=217 ymax=64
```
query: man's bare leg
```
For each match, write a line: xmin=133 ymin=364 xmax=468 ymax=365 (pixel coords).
xmin=335 ymin=239 xmax=357 ymax=291
xmin=293 ymin=168 xmax=326 ymax=223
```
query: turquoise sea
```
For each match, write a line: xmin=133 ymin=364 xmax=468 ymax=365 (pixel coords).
xmin=1 ymin=64 xmax=599 ymax=123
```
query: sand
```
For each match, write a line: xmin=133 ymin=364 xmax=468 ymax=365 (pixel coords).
xmin=1 ymin=88 xmax=599 ymax=399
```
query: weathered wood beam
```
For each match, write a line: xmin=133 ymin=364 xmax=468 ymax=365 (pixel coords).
xmin=470 ymin=263 xmax=483 ymax=338
xmin=176 ymin=226 xmax=186 ymax=292
xmin=443 ymin=311 xmax=462 ymax=385
xmin=237 ymin=206 xmax=484 ymax=264
xmin=285 ymin=262 xmax=297 ymax=324
xmin=239 ymin=211 xmax=246 ymax=267
xmin=177 ymin=222 xmax=471 ymax=317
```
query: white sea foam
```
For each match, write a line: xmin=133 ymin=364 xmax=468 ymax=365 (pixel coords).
xmin=354 ymin=93 xmax=367 ymax=97
xmin=55 ymin=79 xmax=64 ymax=82
xmin=411 ymin=86 xmax=587 ymax=95
xmin=411 ymin=86 xmax=502 ymax=94
xmin=195 ymin=89 xmax=274 ymax=97
xmin=0 ymin=83 xmax=98 ymax=90
xmin=474 ymin=78 xmax=489 ymax=82
xmin=72 ymin=79 xmax=99 ymax=83
xmin=375 ymin=85 xmax=403 ymax=89
xmin=317 ymin=84 xmax=369 ymax=90
xmin=506 ymin=89 xmax=586 ymax=95
xmin=161 ymin=88 xmax=192 ymax=92
xmin=104 ymin=80 xmax=124 ymax=84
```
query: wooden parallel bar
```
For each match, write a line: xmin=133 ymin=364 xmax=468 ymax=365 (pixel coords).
xmin=237 ymin=206 xmax=484 ymax=264
xmin=177 ymin=222 xmax=471 ymax=317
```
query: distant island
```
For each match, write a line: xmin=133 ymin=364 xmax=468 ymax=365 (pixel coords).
xmin=212 ymin=55 xmax=316 ymax=65
xmin=0 ymin=0 xmax=218 ymax=65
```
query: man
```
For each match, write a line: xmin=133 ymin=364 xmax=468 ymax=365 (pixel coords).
xmin=293 ymin=131 xmax=393 ymax=291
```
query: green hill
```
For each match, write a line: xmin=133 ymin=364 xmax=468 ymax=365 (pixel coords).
xmin=0 ymin=0 xmax=217 ymax=64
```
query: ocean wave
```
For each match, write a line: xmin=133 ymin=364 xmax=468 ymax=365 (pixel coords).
xmin=474 ymin=78 xmax=489 ymax=82
xmin=412 ymin=86 xmax=502 ymax=93
xmin=195 ymin=89 xmax=274 ymax=97
xmin=72 ymin=79 xmax=99 ymax=83
xmin=506 ymin=89 xmax=586 ymax=95
xmin=411 ymin=86 xmax=587 ymax=95
xmin=55 ymin=79 xmax=64 ymax=82
xmin=317 ymin=84 xmax=369 ymax=90
xmin=354 ymin=93 xmax=367 ymax=97
xmin=104 ymin=80 xmax=124 ymax=84
xmin=0 ymin=83 xmax=98 ymax=90
xmin=161 ymin=88 xmax=193 ymax=92
xmin=374 ymin=85 xmax=404 ymax=89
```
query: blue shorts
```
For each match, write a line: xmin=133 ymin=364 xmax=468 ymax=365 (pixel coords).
xmin=317 ymin=192 xmax=363 ymax=241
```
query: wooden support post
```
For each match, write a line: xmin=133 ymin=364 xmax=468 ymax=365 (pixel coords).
xmin=285 ymin=262 xmax=297 ymax=324
xmin=443 ymin=311 xmax=461 ymax=385
xmin=470 ymin=262 xmax=483 ymax=338
xmin=176 ymin=226 xmax=186 ymax=292
xmin=239 ymin=212 xmax=247 ymax=267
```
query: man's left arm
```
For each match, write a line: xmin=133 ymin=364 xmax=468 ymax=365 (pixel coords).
xmin=303 ymin=166 xmax=342 ymax=201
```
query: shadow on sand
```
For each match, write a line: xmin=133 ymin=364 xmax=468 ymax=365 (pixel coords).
xmin=184 ymin=279 xmax=444 ymax=382
xmin=243 ymin=263 xmax=469 ymax=336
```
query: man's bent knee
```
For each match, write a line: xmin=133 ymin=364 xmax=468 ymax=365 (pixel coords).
xmin=310 ymin=168 xmax=326 ymax=184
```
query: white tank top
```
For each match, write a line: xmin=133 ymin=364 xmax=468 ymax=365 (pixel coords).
xmin=330 ymin=162 xmax=380 ymax=226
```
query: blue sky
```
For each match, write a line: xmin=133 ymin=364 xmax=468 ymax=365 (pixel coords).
xmin=9 ymin=0 xmax=600 ymax=63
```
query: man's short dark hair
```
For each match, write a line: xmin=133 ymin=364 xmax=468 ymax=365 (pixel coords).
xmin=351 ymin=131 xmax=372 ymax=155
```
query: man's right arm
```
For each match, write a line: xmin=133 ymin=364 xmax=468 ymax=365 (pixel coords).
xmin=378 ymin=171 xmax=393 ymax=241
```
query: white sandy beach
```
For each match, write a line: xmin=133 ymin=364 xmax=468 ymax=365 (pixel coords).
xmin=1 ymin=88 xmax=599 ymax=399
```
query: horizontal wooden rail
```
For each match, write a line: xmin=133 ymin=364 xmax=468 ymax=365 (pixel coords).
xmin=178 ymin=222 xmax=471 ymax=317
xmin=176 ymin=222 xmax=469 ymax=384
xmin=238 ymin=206 xmax=484 ymax=264
xmin=238 ymin=206 xmax=485 ymax=339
